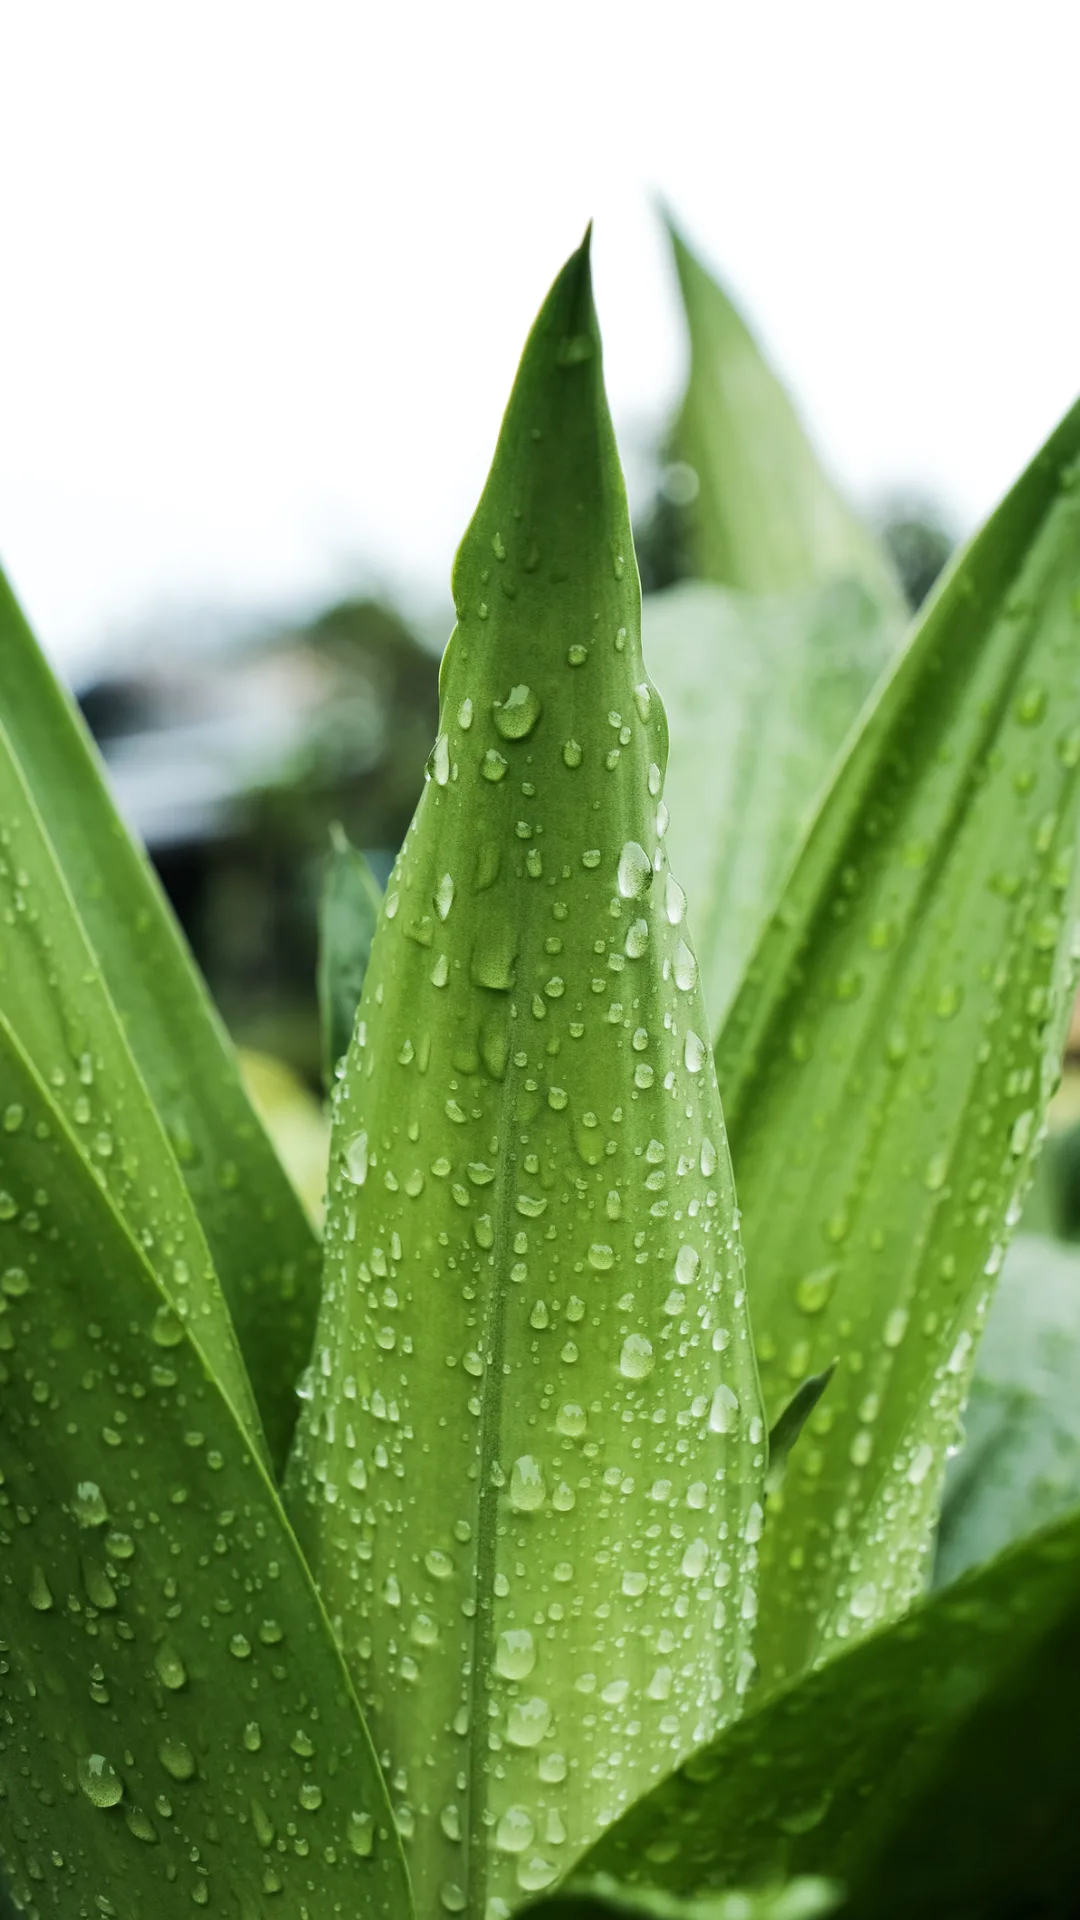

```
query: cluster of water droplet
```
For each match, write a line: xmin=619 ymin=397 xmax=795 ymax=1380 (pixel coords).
xmin=288 ymin=354 xmax=767 ymax=1914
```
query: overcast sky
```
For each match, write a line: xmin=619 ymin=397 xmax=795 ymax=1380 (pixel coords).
xmin=2 ymin=1 xmax=1078 ymax=674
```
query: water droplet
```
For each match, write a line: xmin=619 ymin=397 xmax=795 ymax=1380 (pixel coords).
xmin=435 ymin=873 xmax=456 ymax=921
xmin=709 ymin=1384 xmax=739 ymax=1434
xmin=153 ymin=1644 xmax=188 ymax=1691
xmin=509 ymin=1456 xmax=546 ymax=1511
xmin=673 ymin=941 xmax=697 ymax=992
xmin=495 ymin=1629 xmax=536 ymax=1680
xmin=496 ymin=1805 xmax=535 ymax=1853
xmin=555 ymin=1403 xmax=586 ymax=1438
xmin=73 ymin=1481 xmax=109 ymax=1528
xmin=562 ymin=739 xmax=582 ymax=769
xmin=587 ymin=1243 xmax=614 ymax=1271
xmin=795 ymin=1265 xmax=837 ymax=1316
xmin=482 ymin=749 xmax=509 ymax=782
xmin=494 ymin=685 xmax=542 ymax=740
xmin=78 ymin=1753 xmax=123 ymax=1809
xmin=684 ymin=1031 xmax=705 ymax=1073
xmin=506 ymin=1697 xmax=551 ymax=1747
xmin=343 ymin=1132 xmax=368 ymax=1186
xmin=158 ymin=1736 xmax=197 ymax=1782
xmin=617 ymin=841 xmax=652 ymax=899
xmin=619 ymin=1334 xmax=654 ymax=1381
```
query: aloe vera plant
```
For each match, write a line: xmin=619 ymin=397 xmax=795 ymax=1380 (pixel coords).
xmin=3 ymin=218 xmax=1080 ymax=1920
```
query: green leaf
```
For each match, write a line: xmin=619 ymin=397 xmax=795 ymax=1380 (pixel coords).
xmin=715 ymin=396 xmax=1080 ymax=1691
xmin=0 ymin=1017 xmax=410 ymax=1920
xmin=766 ymin=1363 xmax=837 ymax=1497
xmin=0 ymin=568 xmax=322 ymax=1469
xmin=530 ymin=1873 xmax=839 ymax=1919
xmin=666 ymin=217 xmax=905 ymax=612
xmin=934 ymin=1231 xmax=1080 ymax=1587
xmin=0 ymin=704 xmax=263 ymax=1461
xmin=645 ymin=578 xmax=897 ymax=1028
xmin=286 ymin=235 xmax=766 ymax=1916
xmin=318 ymin=823 xmax=383 ymax=1090
xmin=579 ymin=1500 xmax=1080 ymax=1910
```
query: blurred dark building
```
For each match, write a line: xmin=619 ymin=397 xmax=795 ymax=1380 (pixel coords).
xmin=77 ymin=598 xmax=440 ymax=1080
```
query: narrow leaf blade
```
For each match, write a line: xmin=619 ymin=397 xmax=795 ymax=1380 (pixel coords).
xmin=0 ymin=1017 xmax=410 ymax=1920
xmin=666 ymin=217 xmax=904 ymax=611
xmin=0 ymin=568 xmax=322 ymax=1468
xmin=934 ymin=1231 xmax=1080 ymax=1586
xmin=287 ymin=237 xmax=765 ymax=1915
xmin=646 ymin=577 xmax=897 ymax=1027
xmin=318 ymin=824 xmax=383 ymax=1089
xmin=717 ymin=397 xmax=1080 ymax=1689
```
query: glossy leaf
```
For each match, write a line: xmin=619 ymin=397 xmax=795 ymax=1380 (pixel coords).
xmin=935 ymin=1231 xmax=1080 ymax=1587
xmin=645 ymin=578 xmax=896 ymax=1028
xmin=716 ymin=397 xmax=1080 ymax=1690
xmin=580 ymin=1500 xmax=1080 ymax=1910
xmin=532 ymin=1872 xmax=839 ymax=1920
xmin=318 ymin=823 xmax=383 ymax=1089
xmin=286 ymin=237 xmax=765 ymax=1915
xmin=0 ymin=567 xmax=321 ymax=1469
xmin=666 ymin=217 xmax=904 ymax=612
xmin=0 ymin=1017 xmax=410 ymax=1920
xmin=0 ymin=705 xmax=263 ymax=1460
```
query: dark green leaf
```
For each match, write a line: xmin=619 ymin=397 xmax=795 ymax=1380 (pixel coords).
xmin=766 ymin=1363 xmax=837 ymax=1497
xmin=580 ymin=1501 xmax=1080 ymax=1913
xmin=531 ymin=1872 xmax=839 ymax=1919
xmin=716 ymin=396 xmax=1080 ymax=1690
xmin=318 ymin=824 xmax=383 ymax=1090
xmin=0 ymin=568 xmax=322 ymax=1469
xmin=286 ymin=235 xmax=766 ymax=1915
xmin=666 ymin=217 xmax=904 ymax=612
xmin=0 ymin=1016 xmax=410 ymax=1920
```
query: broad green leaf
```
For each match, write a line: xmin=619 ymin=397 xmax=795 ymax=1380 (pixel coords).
xmin=0 ymin=708 xmax=263 ymax=1460
xmin=934 ymin=1231 xmax=1080 ymax=1587
xmin=579 ymin=1500 xmax=1080 ymax=1908
xmin=0 ymin=1017 xmax=410 ymax=1920
xmin=531 ymin=1873 xmax=839 ymax=1919
xmin=666 ymin=218 xmax=904 ymax=613
xmin=0 ymin=567 xmax=321 ymax=1469
xmin=645 ymin=578 xmax=897 ymax=1028
xmin=318 ymin=824 xmax=383 ymax=1089
xmin=716 ymin=396 xmax=1080 ymax=1691
xmin=286 ymin=236 xmax=766 ymax=1916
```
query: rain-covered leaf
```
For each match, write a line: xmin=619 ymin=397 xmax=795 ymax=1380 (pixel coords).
xmin=935 ymin=1231 xmax=1080 ymax=1587
xmin=0 ymin=701 xmax=264 ymax=1460
xmin=0 ymin=567 xmax=321 ymax=1470
xmin=665 ymin=217 xmax=904 ymax=613
xmin=580 ymin=1500 xmax=1080 ymax=1912
xmin=318 ymin=823 xmax=383 ymax=1089
xmin=715 ymin=395 xmax=1080 ymax=1691
xmin=531 ymin=1872 xmax=839 ymax=1920
xmin=645 ymin=578 xmax=896 ymax=1028
xmin=286 ymin=236 xmax=766 ymax=1916
xmin=0 ymin=1016 xmax=410 ymax=1920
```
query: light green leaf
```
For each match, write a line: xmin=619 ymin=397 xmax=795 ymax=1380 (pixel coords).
xmin=318 ymin=823 xmax=383 ymax=1089
xmin=0 ymin=568 xmax=322 ymax=1469
xmin=0 ymin=1017 xmax=410 ymax=1920
xmin=934 ymin=1231 xmax=1080 ymax=1587
xmin=0 ymin=705 xmax=263 ymax=1460
xmin=666 ymin=217 xmax=904 ymax=613
xmin=580 ymin=1500 xmax=1080 ymax=1909
xmin=286 ymin=235 xmax=766 ymax=1916
xmin=716 ymin=396 xmax=1080 ymax=1691
xmin=646 ymin=578 xmax=897 ymax=1028
xmin=531 ymin=1872 xmax=839 ymax=1920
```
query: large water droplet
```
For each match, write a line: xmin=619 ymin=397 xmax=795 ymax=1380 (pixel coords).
xmin=494 ymin=685 xmax=542 ymax=740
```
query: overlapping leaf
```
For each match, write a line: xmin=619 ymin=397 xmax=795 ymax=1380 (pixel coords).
xmin=533 ymin=1873 xmax=839 ymax=1920
xmin=0 ymin=703 xmax=263 ymax=1458
xmin=716 ymin=396 xmax=1080 ymax=1690
xmin=0 ymin=1017 xmax=409 ymax=1920
xmin=935 ymin=1231 xmax=1080 ymax=1586
xmin=286 ymin=237 xmax=765 ymax=1916
xmin=665 ymin=218 xmax=904 ymax=612
xmin=0 ymin=569 xmax=321 ymax=1468
xmin=576 ymin=1500 xmax=1080 ymax=1916
xmin=645 ymin=578 xmax=896 ymax=1028
xmin=318 ymin=824 xmax=383 ymax=1088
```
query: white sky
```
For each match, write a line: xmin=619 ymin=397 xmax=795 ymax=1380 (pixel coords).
xmin=2 ymin=0 xmax=1078 ymax=675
